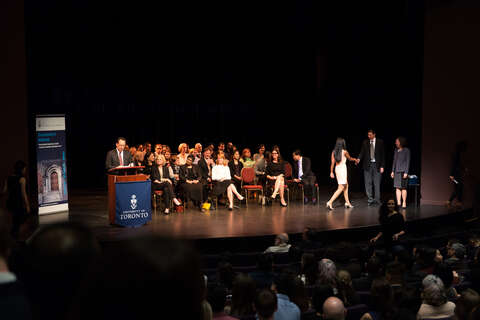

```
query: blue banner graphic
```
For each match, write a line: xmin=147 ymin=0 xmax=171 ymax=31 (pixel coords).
xmin=115 ymin=181 xmax=152 ymax=227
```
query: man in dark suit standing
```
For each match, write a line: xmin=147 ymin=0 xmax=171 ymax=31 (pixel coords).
xmin=105 ymin=137 xmax=133 ymax=172
xmin=292 ymin=150 xmax=317 ymax=204
xmin=355 ymin=129 xmax=385 ymax=205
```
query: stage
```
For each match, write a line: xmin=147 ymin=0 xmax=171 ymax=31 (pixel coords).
xmin=37 ymin=188 xmax=461 ymax=242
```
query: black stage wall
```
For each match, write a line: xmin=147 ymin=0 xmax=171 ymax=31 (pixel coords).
xmin=0 ymin=0 xmax=29 ymax=198
xmin=25 ymin=1 xmax=425 ymax=191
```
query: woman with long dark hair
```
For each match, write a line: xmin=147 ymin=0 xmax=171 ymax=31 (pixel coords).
xmin=370 ymin=199 xmax=406 ymax=252
xmin=326 ymin=138 xmax=357 ymax=210
xmin=266 ymin=148 xmax=287 ymax=207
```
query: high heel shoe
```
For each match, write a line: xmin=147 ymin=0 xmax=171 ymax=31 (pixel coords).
xmin=280 ymin=202 xmax=288 ymax=207
xmin=345 ymin=203 xmax=354 ymax=209
xmin=326 ymin=202 xmax=333 ymax=210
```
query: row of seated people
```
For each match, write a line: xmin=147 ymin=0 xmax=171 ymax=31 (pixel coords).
xmin=200 ymin=230 xmax=480 ymax=320
xmin=132 ymin=146 xmax=317 ymax=214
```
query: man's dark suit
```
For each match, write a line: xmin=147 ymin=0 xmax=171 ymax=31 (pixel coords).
xmin=197 ymin=157 xmax=213 ymax=201
xmin=292 ymin=156 xmax=317 ymax=201
xmin=358 ymin=138 xmax=385 ymax=204
xmin=105 ymin=149 xmax=133 ymax=171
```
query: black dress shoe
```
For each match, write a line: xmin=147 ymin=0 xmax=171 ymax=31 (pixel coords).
xmin=228 ymin=207 xmax=233 ymax=211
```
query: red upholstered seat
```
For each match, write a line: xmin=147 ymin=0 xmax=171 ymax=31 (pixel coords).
xmin=243 ymin=185 xmax=263 ymax=190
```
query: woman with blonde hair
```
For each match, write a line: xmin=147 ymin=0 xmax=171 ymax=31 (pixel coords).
xmin=212 ymin=156 xmax=244 ymax=210
xmin=177 ymin=143 xmax=188 ymax=165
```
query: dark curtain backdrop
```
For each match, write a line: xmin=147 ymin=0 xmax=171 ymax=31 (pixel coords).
xmin=25 ymin=0 xmax=424 ymax=190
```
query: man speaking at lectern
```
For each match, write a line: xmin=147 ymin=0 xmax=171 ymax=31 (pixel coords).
xmin=105 ymin=137 xmax=133 ymax=171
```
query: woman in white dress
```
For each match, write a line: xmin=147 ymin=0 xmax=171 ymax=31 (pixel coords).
xmin=326 ymin=138 xmax=358 ymax=210
xmin=212 ymin=156 xmax=244 ymax=210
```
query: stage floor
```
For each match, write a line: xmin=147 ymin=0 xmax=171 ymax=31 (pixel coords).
xmin=40 ymin=189 xmax=457 ymax=242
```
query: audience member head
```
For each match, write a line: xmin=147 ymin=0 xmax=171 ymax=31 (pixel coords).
xmin=155 ymin=154 xmax=166 ymax=167
xmin=275 ymin=233 xmax=289 ymax=246
xmin=318 ymin=258 xmax=337 ymax=289
xmin=129 ymin=145 xmax=136 ymax=156
xmin=257 ymin=144 xmax=266 ymax=155
xmin=218 ymin=142 xmax=225 ymax=152
xmin=422 ymin=275 xmax=447 ymax=307
xmin=366 ymin=255 xmax=383 ymax=277
xmin=414 ymin=245 xmax=437 ymax=269
xmin=270 ymin=148 xmax=282 ymax=163
xmin=470 ymin=234 xmax=480 ymax=248
xmin=255 ymin=289 xmax=277 ymax=320
xmin=116 ymin=137 xmax=126 ymax=152
xmin=264 ymin=151 xmax=271 ymax=163
xmin=215 ymin=156 xmax=226 ymax=166
xmin=208 ymin=284 xmax=228 ymax=314
xmin=70 ymin=236 xmax=203 ymax=320
xmin=144 ymin=142 xmax=152 ymax=153
xmin=385 ymin=261 xmax=405 ymax=285
xmin=203 ymin=148 xmax=212 ymax=159
xmin=164 ymin=151 xmax=171 ymax=161
xmin=302 ymin=227 xmax=317 ymax=242
xmin=455 ymin=289 xmax=480 ymax=320
xmin=195 ymin=143 xmax=202 ymax=153
xmin=241 ymin=148 xmax=251 ymax=160
xmin=292 ymin=149 xmax=302 ymax=161
xmin=322 ymin=297 xmax=346 ymax=320
xmin=134 ymin=151 xmax=144 ymax=164
xmin=26 ymin=222 xmax=101 ymax=319
xmin=178 ymin=143 xmax=188 ymax=154
xmin=154 ymin=143 xmax=162 ymax=154
xmin=233 ymin=150 xmax=240 ymax=161
xmin=186 ymin=154 xmax=194 ymax=165
xmin=216 ymin=261 xmax=235 ymax=290
xmin=336 ymin=270 xmax=356 ymax=307
xmin=434 ymin=249 xmax=443 ymax=263
xmin=147 ymin=152 xmax=155 ymax=166
xmin=257 ymin=253 xmax=274 ymax=273
xmin=231 ymin=273 xmax=256 ymax=317
xmin=449 ymin=243 xmax=466 ymax=259
xmin=136 ymin=144 xmax=144 ymax=152
xmin=312 ymin=285 xmax=334 ymax=315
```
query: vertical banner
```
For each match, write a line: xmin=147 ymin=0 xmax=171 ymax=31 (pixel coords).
xmin=36 ymin=115 xmax=69 ymax=215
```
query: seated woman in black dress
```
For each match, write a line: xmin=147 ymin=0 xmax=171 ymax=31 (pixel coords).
xmin=143 ymin=152 xmax=155 ymax=178
xmin=179 ymin=154 xmax=206 ymax=212
xmin=370 ymin=199 xmax=406 ymax=252
xmin=212 ymin=156 xmax=244 ymax=210
xmin=266 ymin=148 xmax=287 ymax=207
xmin=229 ymin=150 xmax=244 ymax=191
xmin=151 ymin=155 xmax=181 ymax=215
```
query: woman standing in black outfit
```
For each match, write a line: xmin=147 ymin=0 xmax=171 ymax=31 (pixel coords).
xmin=370 ymin=199 xmax=406 ymax=253
xmin=3 ymin=160 xmax=30 ymax=238
xmin=266 ymin=149 xmax=287 ymax=206
xmin=179 ymin=155 xmax=206 ymax=212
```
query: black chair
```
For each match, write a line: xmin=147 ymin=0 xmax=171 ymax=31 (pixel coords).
xmin=346 ymin=304 xmax=368 ymax=320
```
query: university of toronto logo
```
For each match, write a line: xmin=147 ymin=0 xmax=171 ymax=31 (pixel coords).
xmin=130 ymin=194 xmax=137 ymax=210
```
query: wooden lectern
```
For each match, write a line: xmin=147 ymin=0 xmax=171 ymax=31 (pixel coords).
xmin=107 ymin=166 xmax=146 ymax=224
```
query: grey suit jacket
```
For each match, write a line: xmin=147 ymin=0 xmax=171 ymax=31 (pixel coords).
xmin=392 ymin=147 xmax=411 ymax=174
